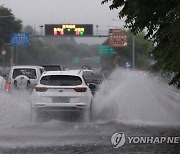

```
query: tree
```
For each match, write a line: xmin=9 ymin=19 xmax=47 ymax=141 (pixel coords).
xmin=102 ymin=0 xmax=180 ymax=88
xmin=0 ymin=5 xmax=22 ymax=48
xmin=22 ymin=25 xmax=37 ymax=36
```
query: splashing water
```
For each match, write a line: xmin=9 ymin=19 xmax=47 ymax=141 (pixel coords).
xmin=93 ymin=68 xmax=180 ymax=126
xmin=0 ymin=91 xmax=31 ymax=129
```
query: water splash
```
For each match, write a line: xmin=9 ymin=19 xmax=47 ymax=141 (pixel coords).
xmin=93 ymin=68 xmax=180 ymax=126
xmin=0 ymin=91 xmax=31 ymax=129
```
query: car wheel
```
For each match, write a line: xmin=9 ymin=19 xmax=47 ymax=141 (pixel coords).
xmin=14 ymin=75 xmax=31 ymax=90
xmin=83 ymin=108 xmax=92 ymax=123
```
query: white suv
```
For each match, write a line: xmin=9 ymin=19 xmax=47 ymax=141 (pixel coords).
xmin=31 ymin=70 xmax=93 ymax=122
xmin=5 ymin=65 xmax=44 ymax=92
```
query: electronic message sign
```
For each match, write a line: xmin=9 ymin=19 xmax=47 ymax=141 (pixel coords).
xmin=45 ymin=24 xmax=93 ymax=36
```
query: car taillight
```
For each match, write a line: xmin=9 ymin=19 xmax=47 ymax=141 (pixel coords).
xmin=75 ymin=104 xmax=87 ymax=108
xmin=74 ymin=87 xmax=87 ymax=92
xmin=5 ymin=82 xmax=10 ymax=92
xmin=35 ymin=87 xmax=48 ymax=92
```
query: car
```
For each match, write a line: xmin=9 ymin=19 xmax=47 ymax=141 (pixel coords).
xmin=100 ymin=67 xmax=111 ymax=79
xmin=41 ymin=64 xmax=64 ymax=71
xmin=82 ymin=71 xmax=105 ymax=95
xmin=5 ymin=65 xmax=44 ymax=93
xmin=81 ymin=65 xmax=93 ymax=70
xmin=31 ymin=70 xmax=93 ymax=122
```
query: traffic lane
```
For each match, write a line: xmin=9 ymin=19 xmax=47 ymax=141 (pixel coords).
xmin=0 ymin=144 xmax=179 ymax=154
xmin=0 ymin=121 xmax=179 ymax=153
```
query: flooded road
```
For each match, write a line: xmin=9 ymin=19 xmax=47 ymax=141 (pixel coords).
xmin=0 ymin=69 xmax=180 ymax=153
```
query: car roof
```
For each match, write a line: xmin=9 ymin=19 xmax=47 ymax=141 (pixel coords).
xmin=41 ymin=64 xmax=62 ymax=67
xmin=42 ymin=70 xmax=83 ymax=77
xmin=83 ymin=72 xmax=104 ymax=78
xmin=41 ymin=64 xmax=63 ymax=71
xmin=11 ymin=65 xmax=44 ymax=69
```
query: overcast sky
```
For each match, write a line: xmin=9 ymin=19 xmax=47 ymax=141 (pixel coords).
xmin=1 ymin=0 xmax=125 ymax=44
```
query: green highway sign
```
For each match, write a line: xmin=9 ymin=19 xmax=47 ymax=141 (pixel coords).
xmin=72 ymin=56 xmax=100 ymax=64
xmin=72 ymin=57 xmax=80 ymax=64
xmin=98 ymin=45 xmax=115 ymax=55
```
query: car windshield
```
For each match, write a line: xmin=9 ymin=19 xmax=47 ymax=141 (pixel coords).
xmin=83 ymin=72 xmax=104 ymax=84
xmin=12 ymin=68 xmax=37 ymax=79
xmin=40 ymin=75 xmax=82 ymax=86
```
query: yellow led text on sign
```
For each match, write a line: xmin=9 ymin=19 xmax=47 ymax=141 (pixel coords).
xmin=53 ymin=24 xmax=85 ymax=36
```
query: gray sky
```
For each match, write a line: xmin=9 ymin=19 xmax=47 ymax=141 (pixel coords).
xmin=1 ymin=0 xmax=125 ymax=44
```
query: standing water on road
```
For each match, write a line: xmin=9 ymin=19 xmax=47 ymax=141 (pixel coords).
xmin=0 ymin=68 xmax=179 ymax=153
xmin=93 ymin=68 xmax=180 ymax=126
xmin=0 ymin=68 xmax=180 ymax=127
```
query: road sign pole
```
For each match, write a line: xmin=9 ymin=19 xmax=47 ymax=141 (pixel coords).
xmin=15 ymin=46 xmax=18 ymax=65
xmin=10 ymin=46 xmax=14 ymax=66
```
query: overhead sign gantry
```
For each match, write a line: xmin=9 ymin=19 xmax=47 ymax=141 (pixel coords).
xmin=45 ymin=24 xmax=93 ymax=36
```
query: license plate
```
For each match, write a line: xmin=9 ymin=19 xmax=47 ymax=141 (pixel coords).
xmin=52 ymin=97 xmax=70 ymax=103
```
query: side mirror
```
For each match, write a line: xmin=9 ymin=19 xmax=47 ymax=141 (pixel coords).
xmin=88 ymin=83 xmax=96 ymax=90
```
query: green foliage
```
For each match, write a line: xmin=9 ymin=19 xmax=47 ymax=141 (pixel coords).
xmin=22 ymin=25 xmax=37 ymax=36
xmin=0 ymin=5 xmax=22 ymax=48
xmin=15 ymin=37 xmax=62 ymax=65
xmin=102 ymin=0 xmax=180 ymax=88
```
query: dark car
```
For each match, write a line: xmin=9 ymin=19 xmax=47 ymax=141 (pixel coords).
xmin=82 ymin=71 xmax=104 ymax=95
xmin=81 ymin=65 xmax=93 ymax=70
xmin=41 ymin=64 xmax=64 ymax=71
xmin=100 ymin=67 xmax=111 ymax=79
